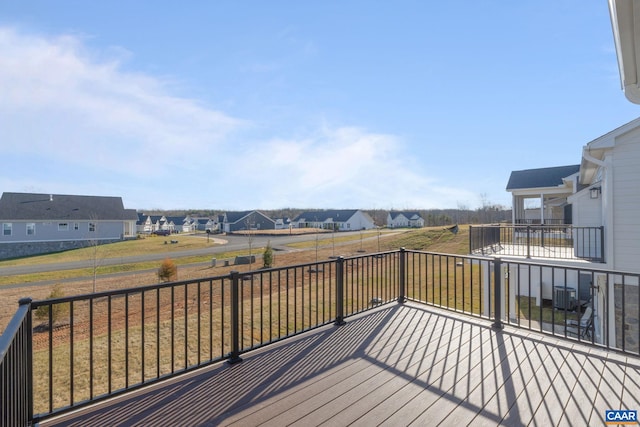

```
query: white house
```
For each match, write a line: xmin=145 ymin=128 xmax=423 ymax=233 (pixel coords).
xmin=293 ymin=210 xmax=375 ymax=231
xmin=493 ymin=117 xmax=640 ymax=353
xmin=387 ymin=211 xmax=425 ymax=228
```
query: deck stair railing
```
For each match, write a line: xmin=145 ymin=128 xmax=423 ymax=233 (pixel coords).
xmin=1 ymin=247 xmax=638 ymax=426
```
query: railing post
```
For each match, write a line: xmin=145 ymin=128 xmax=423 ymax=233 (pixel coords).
xmin=20 ymin=297 xmax=34 ymax=426
xmin=335 ymin=257 xmax=346 ymax=326
xmin=492 ymin=258 xmax=504 ymax=330
xmin=227 ymin=271 xmax=243 ymax=364
xmin=600 ymin=226 xmax=605 ymax=263
xmin=526 ymin=226 xmax=531 ymax=259
xmin=398 ymin=248 xmax=406 ymax=303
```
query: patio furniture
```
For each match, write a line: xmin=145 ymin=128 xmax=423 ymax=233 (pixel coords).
xmin=566 ymin=305 xmax=593 ymax=339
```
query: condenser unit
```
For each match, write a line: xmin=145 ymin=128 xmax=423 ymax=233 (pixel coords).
xmin=554 ymin=286 xmax=577 ymax=311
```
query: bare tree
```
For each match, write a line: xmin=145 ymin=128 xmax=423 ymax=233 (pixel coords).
xmin=245 ymin=217 xmax=254 ymax=269
xmin=87 ymin=213 xmax=102 ymax=293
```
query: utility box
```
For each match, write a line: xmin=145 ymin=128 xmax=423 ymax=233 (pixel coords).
xmin=211 ymin=258 xmax=216 ymax=267
xmin=554 ymin=286 xmax=577 ymax=311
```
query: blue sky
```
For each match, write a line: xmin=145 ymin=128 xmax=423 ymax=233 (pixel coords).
xmin=1 ymin=1 xmax=638 ymax=211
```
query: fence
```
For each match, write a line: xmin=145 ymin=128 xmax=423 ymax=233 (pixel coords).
xmin=1 ymin=248 xmax=638 ymax=426
xmin=469 ymin=224 xmax=605 ymax=262
xmin=0 ymin=299 xmax=32 ymax=427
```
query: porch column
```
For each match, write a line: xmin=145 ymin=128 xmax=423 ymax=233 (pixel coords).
xmin=540 ymin=193 xmax=545 ymax=224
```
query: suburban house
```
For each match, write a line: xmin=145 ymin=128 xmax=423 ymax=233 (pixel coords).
xmin=506 ymin=164 xmax=580 ymax=226
xmin=138 ymin=214 xmax=171 ymax=234
xmin=219 ymin=211 xmax=276 ymax=233
xmin=0 ymin=192 xmax=138 ymax=260
xmin=292 ymin=209 xmax=375 ymax=231
xmin=274 ymin=217 xmax=291 ymax=230
xmin=471 ymin=116 xmax=640 ymax=354
xmin=386 ymin=211 xmax=425 ymax=228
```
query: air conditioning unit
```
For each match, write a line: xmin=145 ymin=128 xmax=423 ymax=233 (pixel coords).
xmin=554 ymin=286 xmax=577 ymax=311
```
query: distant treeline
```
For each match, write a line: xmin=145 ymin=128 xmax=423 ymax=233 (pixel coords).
xmin=142 ymin=207 xmax=511 ymax=227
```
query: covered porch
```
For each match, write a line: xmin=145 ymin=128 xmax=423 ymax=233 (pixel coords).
xmin=507 ymin=164 xmax=580 ymax=226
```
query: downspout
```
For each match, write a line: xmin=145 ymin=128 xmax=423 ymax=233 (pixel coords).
xmin=582 ymin=146 xmax=616 ymax=343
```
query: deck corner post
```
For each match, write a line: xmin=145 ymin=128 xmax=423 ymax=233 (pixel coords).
xmin=492 ymin=258 xmax=504 ymax=330
xmin=398 ymin=248 xmax=406 ymax=304
xmin=19 ymin=297 xmax=34 ymax=423
xmin=227 ymin=271 xmax=243 ymax=364
xmin=335 ymin=256 xmax=346 ymax=326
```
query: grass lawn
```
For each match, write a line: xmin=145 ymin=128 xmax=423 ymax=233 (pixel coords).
xmin=516 ymin=296 xmax=580 ymax=325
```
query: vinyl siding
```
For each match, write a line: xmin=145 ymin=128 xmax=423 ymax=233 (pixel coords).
xmin=612 ymin=126 xmax=640 ymax=271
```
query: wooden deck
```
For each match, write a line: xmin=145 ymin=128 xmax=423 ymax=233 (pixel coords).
xmin=42 ymin=303 xmax=640 ymax=427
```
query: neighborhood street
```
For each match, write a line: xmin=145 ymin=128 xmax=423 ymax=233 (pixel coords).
xmin=0 ymin=231 xmax=371 ymax=278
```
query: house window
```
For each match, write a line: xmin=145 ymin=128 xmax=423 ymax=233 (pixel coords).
xmin=89 ymin=222 xmax=96 ymax=232
xmin=74 ymin=223 xmax=79 ymax=231
xmin=58 ymin=223 xmax=69 ymax=231
xmin=3 ymin=223 xmax=11 ymax=236
xmin=26 ymin=223 xmax=35 ymax=236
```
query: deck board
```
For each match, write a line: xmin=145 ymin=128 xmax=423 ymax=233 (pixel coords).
xmin=42 ymin=303 xmax=640 ymax=427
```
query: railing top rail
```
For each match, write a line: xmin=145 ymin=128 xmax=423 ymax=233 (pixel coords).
xmin=472 ymin=224 xmax=601 ymax=229
xmin=498 ymin=257 xmax=638 ymax=277
xmin=406 ymin=248 xmax=494 ymax=262
xmin=0 ymin=297 xmax=31 ymax=360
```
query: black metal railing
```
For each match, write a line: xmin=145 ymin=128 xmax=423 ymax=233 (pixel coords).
xmin=0 ymin=298 xmax=33 ymax=427
xmin=469 ymin=225 xmax=605 ymax=262
xmin=2 ymin=247 xmax=639 ymax=426
xmin=499 ymin=258 xmax=640 ymax=354
xmin=514 ymin=218 xmax=568 ymax=225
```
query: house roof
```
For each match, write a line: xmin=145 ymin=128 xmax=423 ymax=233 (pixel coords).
xmin=224 ymin=211 xmax=256 ymax=224
xmin=389 ymin=211 xmax=422 ymax=220
xmin=608 ymin=0 xmax=640 ymax=104
xmin=165 ymin=216 xmax=186 ymax=225
xmin=293 ymin=210 xmax=360 ymax=223
xmin=223 ymin=211 xmax=275 ymax=225
xmin=0 ymin=192 xmax=138 ymax=221
xmin=506 ymin=165 xmax=580 ymax=191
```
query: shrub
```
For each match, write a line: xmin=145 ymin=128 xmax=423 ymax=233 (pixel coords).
xmin=158 ymin=257 xmax=178 ymax=282
xmin=34 ymin=284 xmax=69 ymax=326
xmin=263 ymin=240 xmax=274 ymax=268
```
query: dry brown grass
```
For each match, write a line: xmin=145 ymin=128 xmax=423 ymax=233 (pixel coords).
xmin=2 ymin=226 xmax=478 ymax=415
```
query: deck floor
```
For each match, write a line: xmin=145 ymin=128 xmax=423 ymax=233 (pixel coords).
xmin=42 ymin=303 xmax=640 ymax=427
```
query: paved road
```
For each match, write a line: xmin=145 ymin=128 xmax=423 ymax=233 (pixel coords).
xmin=0 ymin=231 xmax=371 ymax=277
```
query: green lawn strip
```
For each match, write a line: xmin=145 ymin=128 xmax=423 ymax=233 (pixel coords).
xmin=286 ymin=230 xmax=386 ymax=249
xmin=0 ymin=234 xmax=217 ymax=268
xmin=0 ymin=250 xmax=255 ymax=286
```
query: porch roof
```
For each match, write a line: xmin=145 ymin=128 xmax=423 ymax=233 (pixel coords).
xmin=506 ymin=165 xmax=579 ymax=192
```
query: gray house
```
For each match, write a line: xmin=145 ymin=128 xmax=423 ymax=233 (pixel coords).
xmin=220 ymin=211 xmax=276 ymax=233
xmin=0 ymin=192 xmax=138 ymax=260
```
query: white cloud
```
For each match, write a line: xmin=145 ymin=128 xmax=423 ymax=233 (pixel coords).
xmin=0 ymin=26 xmax=478 ymax=210
xmin=0 ymin=27 xmax=242 ymax=177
